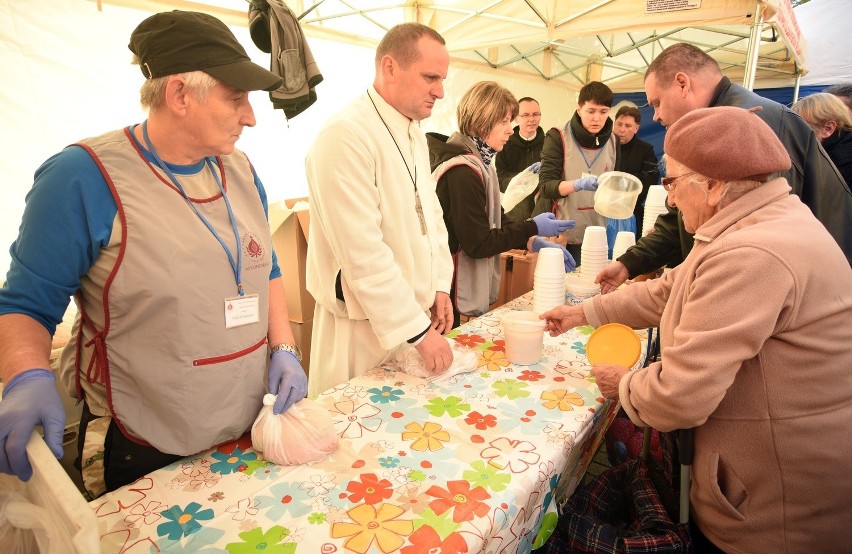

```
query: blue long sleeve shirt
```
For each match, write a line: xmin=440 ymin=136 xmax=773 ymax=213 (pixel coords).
xmin=0 ymin=138 xmax=281 ymax=336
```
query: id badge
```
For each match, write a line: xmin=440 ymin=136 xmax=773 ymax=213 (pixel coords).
xmin=224 ymin=294 xmax=260 ymax=329
xmin=581 ymin=172 xmax=595 ymax=179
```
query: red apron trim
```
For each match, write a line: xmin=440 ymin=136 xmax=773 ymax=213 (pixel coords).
xmin=193 ymin=337 xmax=268 ymax=366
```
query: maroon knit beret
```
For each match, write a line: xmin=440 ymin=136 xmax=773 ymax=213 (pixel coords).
xmin=664 ymin=106 xmax=791 ymax=181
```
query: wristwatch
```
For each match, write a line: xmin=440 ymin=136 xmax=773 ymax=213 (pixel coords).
xmin=269 ymin=343 xmax=303 ymax=362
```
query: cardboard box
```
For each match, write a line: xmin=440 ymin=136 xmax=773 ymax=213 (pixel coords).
xmin=289 ymin=318 xmax=313 ymax=375
xmin=269 ymin=197 xmax=314 ymax=323
xmin=492 ymin=249 xmax=538 ymax=309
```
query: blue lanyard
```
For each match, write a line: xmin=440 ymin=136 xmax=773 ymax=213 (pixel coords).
xmin=141 ymin=121 xmax=244 ymax=296
xmin=569 ymin=126 xmax=606 ymax=172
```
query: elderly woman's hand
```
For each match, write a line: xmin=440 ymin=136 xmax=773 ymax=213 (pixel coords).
xmin=540 ymin=304 xmax=587 ymax=336
xmin=591 ymin=364 xmax=631 ymax=400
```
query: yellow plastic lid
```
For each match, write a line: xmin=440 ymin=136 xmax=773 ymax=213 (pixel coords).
xmin=586 ymin=323 xmax=642 ymax=368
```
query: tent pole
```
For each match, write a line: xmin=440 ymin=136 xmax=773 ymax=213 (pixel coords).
xmin=742 ymin=1 xmax=765 ymax=91
xmin=792 ymin=74 xmax=802 ymax=104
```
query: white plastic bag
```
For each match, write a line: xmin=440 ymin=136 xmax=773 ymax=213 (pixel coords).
xmin=0 ymin=474 xmax=61 ymax=554
xmin=388 ymin=340 xmax=480 ymax=381
xmin=501 ymin=167 xmax=540 ymax=212
xmin=251 ymin=396 xmax=338 ymax=465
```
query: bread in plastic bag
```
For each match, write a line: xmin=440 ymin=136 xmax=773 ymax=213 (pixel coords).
xmin=251 ymin=396 xmax=338 ymax=466
xmin=0 ymin=473 xmax=60 ymax=554
xmin=501 ymin=167 xmax=540 ymax=212
xmin=387 ymin=340 xmax=480 ymax=380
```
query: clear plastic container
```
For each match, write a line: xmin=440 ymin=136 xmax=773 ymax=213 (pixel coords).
xmin=594 ymin=171 xmax=642 ymax=219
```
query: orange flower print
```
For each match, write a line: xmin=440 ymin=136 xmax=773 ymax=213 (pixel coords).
xmin=330 ymin=503 xmax=414 ymax=553
xmin=488 ymin=339 xmax=505 ymax=352
xmin=426 ymin=480 xmax=491 ymax=523
xmin=401 ymin=421 xmax=450 ymax=452
xmin=401 ymin=525 xmax=468 ymax=554
xmin=464 ymin=411 xmax=497 ymax=431
xmin=540 ymin=389 xmax=585 ymax=411
xmin=453 ymin=333 xmax=485 ymax=348
xmin=346 ymin=473 xmax=394 ymax=505
xmin=478 ymin=350 xmax=509 ymax=371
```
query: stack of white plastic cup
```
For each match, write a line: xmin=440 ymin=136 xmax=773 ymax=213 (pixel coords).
xmin=611 ymin=231 xmax=636 ymax=260
xmin=642 ymin=185 xmax=668 ymax=236
xmin=533 ymin=247 xmax=566 ymax=313
xmin=579 ymin=226 xmax=609 ymax=283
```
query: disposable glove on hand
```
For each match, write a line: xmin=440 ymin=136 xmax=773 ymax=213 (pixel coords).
xmin=574 ymin=176 xmax=599 ymax=192
xmin=268 ymin=351 xmax=308 ymax=415
xmin=0 ymin=369 xmax=65 ymax=481
xmin=531 ymin=237 xmax=577 ymax=272
xmin=532 ymin=212 xmax=575 ymax=237
xmin=527 ymin=161 xmax=541 ymax=174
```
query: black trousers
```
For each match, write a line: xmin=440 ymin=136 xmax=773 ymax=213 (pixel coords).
xmin=77 ymin=402 xmax=183 ymax=492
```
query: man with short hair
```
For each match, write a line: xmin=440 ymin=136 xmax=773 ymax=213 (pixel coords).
xmin=0 ymin=11 xmax=307 ymax=494
xmin=612 ymin=105 xmax=660 ymax=238
xmin=495 ymin=96 xmax=545 ymax=222
xmin=825 ymin=83 xmax=852 ymax=119
xmin=596 ymin=43 xmax=851 ymax=292
xmin=305 ymin=24 xmax=455 ymax=396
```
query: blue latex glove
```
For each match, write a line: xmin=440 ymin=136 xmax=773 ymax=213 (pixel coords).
xmin=531 ymin=237 xmax=577 ymax=272
xmin=0 ymin=369 xmax=65 ymax=481
xmin=574 ymin=176 xmax=599 ymax=192
xmin=527 ymin=161 xmax=541 ymax=174
xmin=268 ymin=351 xmax=308 ymax=415
xmin=532 ymin=212 xmax=575 ymax=237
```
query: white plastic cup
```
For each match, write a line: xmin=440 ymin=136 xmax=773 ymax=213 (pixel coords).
xmin=502 ymin=311 xmax=545 ymax=365
xmin=534 ymin=247 xmax=566 ymax=276
xmin=582 ymin=226 xmax=608 ymax=250
xmin=645 ymin=185 xmax=668 ymax=208
xmin=594 ymin=171 xmax=642 ymax=219
xmin=611 ymin=231 xmax=636 ymax=259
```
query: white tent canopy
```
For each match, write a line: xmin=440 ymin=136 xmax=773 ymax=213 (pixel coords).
xmin=0 ymin=0 xmax=808 ymax=275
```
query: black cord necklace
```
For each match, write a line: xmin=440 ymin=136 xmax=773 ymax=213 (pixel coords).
xmin=367 ymin=90 xmax=427 ymax=235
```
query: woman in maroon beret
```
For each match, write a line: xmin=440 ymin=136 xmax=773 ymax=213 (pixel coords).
xmin=541 ymin=106 xmax=852 ymax=552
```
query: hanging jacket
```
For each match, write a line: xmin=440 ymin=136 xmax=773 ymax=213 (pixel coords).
xmin=248 ymin=0 xmax=323 ymax=119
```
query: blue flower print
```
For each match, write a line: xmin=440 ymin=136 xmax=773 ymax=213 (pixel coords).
xmin=570 ymin=341 xmax=586 ymax=355
xmin=210 ymin=448 xmax=257 ymax=475
xmin=156 ymin=502 xmax=214 ymax=540
xmin=368 ymin=386 xmax=404 ymax=404
xmin=379 ymin=456 xmax=400 ymax=468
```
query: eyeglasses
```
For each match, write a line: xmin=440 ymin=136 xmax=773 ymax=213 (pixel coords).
xmin=518 ymin=112 xmax=541 ymax=119
xmin=661 ymin=171 xmax=694 ymax=191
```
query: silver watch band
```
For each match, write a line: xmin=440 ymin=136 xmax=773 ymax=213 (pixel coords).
xmin=269 ymin=343 xmax=302 ymax=362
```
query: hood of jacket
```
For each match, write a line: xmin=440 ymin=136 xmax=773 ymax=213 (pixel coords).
xmin=427 ymin=131 xmax=474 ymax=171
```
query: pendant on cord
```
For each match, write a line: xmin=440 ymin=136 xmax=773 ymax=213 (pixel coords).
xmin=415 ymin=192 xmax=427 ymax=235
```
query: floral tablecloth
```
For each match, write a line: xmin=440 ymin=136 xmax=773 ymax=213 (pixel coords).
xmin=91 ymin=293 xmax=642 ymax=554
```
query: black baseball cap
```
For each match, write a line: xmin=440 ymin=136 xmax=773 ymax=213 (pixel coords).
xmin=129 ymin=10 xmax=283 ymax=92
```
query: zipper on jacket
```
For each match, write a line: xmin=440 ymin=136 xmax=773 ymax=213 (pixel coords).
xmin=193 ymin=337 xmax=268 ymax=366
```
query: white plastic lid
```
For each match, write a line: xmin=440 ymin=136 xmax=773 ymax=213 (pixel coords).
xmin=565 ymin=275 xmax=601 ymax=296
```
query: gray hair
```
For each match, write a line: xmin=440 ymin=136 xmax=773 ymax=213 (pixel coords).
xmin=686 ymin=172 xmax=764 ymax=208
xmin=134 ymin=55 xmax=219 ymax=109
xmin=791 ymin=92 xmax=852 ymax=133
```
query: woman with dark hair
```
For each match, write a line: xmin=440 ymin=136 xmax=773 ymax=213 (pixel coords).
xmin=532 ymin=81 xmax=622 ymax=264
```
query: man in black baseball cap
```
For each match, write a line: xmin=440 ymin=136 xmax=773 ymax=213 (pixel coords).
xmin=129 ymin=10 xmax=283 ymax=92
xmin=0 ymin=10 xmax=307 ymax=496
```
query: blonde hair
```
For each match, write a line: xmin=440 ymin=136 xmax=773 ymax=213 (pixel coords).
xmin=791 ymin=93 xmax=852 ymax=133
xmin=457 ymin=81 xmax=518 ymax=138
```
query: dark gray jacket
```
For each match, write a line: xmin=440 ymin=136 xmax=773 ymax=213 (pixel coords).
xmin=619 ymin=77 xmax=852 ymax=275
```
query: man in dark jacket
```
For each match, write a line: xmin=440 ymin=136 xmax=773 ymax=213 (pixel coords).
xmin=612 ymin=105 xmax=660 ymax=238
xmin=495 ymin=97 xmax=545 ymax=222
xmin=597 ymin=43 xmax=852 ymax=292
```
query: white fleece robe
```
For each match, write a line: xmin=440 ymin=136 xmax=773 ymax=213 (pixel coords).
xmin=305 ymin=88 xmax=453 ymax=396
